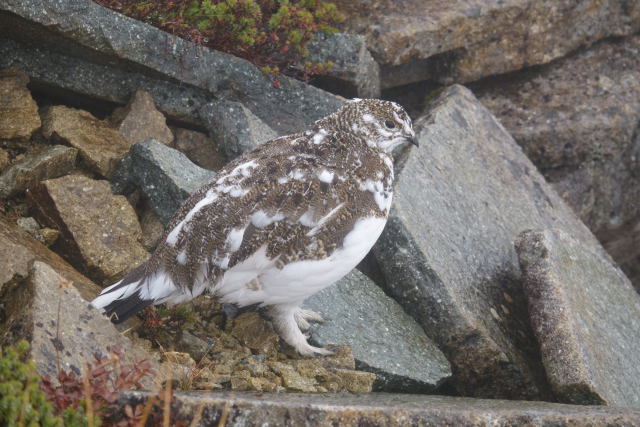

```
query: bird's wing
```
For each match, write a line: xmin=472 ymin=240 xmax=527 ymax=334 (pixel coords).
xmin=150 ymin=134 xmax=386 ymax=291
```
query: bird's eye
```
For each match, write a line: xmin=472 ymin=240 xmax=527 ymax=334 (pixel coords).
xmin=384 ymin=119 xmax=396 ymax=129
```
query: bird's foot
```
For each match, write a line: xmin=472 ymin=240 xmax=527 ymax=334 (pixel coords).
xmin=294 ymin=308 xmax=325 ymax=331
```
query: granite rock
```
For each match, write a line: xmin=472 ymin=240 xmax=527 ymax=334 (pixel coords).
xmin=110 ymin=89 xmax=173 ymax=145
xmin=0 ymin=216 xmax=100 ymax=301
xmin=121 ymin=391 xmax=640 ymax=426
xmin=27 ymin=174 xmax=149 ymax=285
xmin=305 ymin=269 xmax=451 ymax=392
xmin=41 ymin=105 xmax=132 ymax=177
xmin=373 ymin=85 xmax=603 ymax=399
xmin=172 ymin=127 xmax=226 ymax=171
xmin=307 ymin=33 xmax=380 ymax=98
xmin=516 ymin=229 xmax=640 ymax=408
xmin=0 ymin=261 xmax=158 ymax=387
xmin=0 ymin=67 xmax=40 ymax=139
xmin=476 ymin=35 xmax=640 ymax=291
xmin=0 ymin=145 xmax=77 ymax=198
xmin=340 ymin=0 xmax=640 ymax=88
xmin=111 ymin=140 xmax=216 ymax=225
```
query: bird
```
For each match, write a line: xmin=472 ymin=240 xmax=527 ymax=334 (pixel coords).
xmin=91 ymin=99 xmax=417 ymax=356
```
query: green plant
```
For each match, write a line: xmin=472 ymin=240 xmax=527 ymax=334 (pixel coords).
xmin=93 ymin=0 xmax=343 ymax=81
xmin=0 ymin=340 xmax=82 ymax=426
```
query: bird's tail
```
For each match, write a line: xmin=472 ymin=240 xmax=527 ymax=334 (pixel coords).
xmin=91 ymin=263 xmax=155 ymax=323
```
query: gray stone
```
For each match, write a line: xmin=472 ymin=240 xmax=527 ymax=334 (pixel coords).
xmin=373 ymin=85 xmax=603 ymax=399
xmin=476 ymin=35 xmax=640 ymax=291
xmin=0 ymin=216 xmax=100 ymax=301
xmin=110 ymin=89 xmax=174 ymax=146
xmin=15 ymin=217 xmax=39 ymax=235
xmin=111 ymin=140 xmax=216 ymax=225
xmin=305 ymin=269 xmax=451 ymax=393
xmin=340 ymin=0 xmax=640 ymax=88
xmin=306 ymin=33 xmax=380 ymax=98
xmin=0 ymin=261 xmax=159 ymax=387
xmin=200 ymin=101 xmax=278 ymax=159
xmin=121 ymin=390 xmax=640 ymax=425
xmin=0 ymin=145 xmax=77 ymax=198
xmin=27 ymin=174 xmax=149 ymax=285
xmin=0 ymin=0 xmax=344 ymax=135
xmin=516 ymin=229 xmax=640 ymax=408
xmin=0 ymin=67 xmax=40 ymax=139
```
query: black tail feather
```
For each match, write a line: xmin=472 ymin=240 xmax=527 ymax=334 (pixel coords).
xmin=97 ymin=263 xmax=153 ymax=324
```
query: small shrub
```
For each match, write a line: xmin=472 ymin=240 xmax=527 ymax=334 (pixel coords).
xmin=93 ymin=0 xmax=343 ymax=81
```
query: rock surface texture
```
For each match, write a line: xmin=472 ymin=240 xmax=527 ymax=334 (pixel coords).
xmin=109 ymin=89 xmax=174 ymax=146
xmin=171 ymin=128 xmax=226 ymax=171
xmin=339 ymin=0 xmax=640 ymax=88
xmin=122 ymin=391 xmax=640 ymax=425
xmin=306 ymin=269 xmax=451 ymax=392
xmin=41 ymin=106 xmax=133 ymax=177
xmin=477 ymin=35 xmax=640 ymax=290
xmin=27 ymin=174 xmax=149 ymax=285
xmin=111 ymin=139 xmax=216 ymax=225
xmin=373 ymin=85 xmax=604 ymax=399
xmin=516 ymin=229 xmax=640 ymax=408
xmin=0 ymin=261 xmax=158 ymax=387
xmin=0 ymin=67 xmax=40 ymax=139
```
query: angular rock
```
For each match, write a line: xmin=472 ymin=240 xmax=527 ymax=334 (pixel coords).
xmin=476 ymin=35 xmax=640 ymax=291
xmin=0 ymin=148 xmax=9 ymax=171
xmin=110 ymin=89 xmax=173 ymax=146
xmin=230 ymin=313 xmax=280 ymax=356
xmin=111 ymin=140 xmax=216 ymax=225
xmin=172 ymin=127 xmax=226 ymax=171
xmin=200 ymin=101 xmax=278 ymax=159
xmin=516 ymin=229 xmax=640 ymax=408
xmin=0 ymin=261 xmax=158 ymax=386
xmin=340 ymin=0 xmax=640 ymax=88
xmin=373 ymin=85 xmax=603 ymax=399
xmin=27 ymin=174 xmax=149 ymax=285
xmin=0 ymin=145 xmax=77 ymax=198
xmin=122 ymin=390 xmax=640 ymax=425
xmin=307 ymin=33 xmax=380 ymax=98
xmin=41 ymin=106 xmax=132 ymax=177
xmin=0 ymin=0 xmax=344 ymax=135
xmin=305 ymin=269 xmax=451 ymax=392
xmin=0 ymin=67 xmax=40 ymax=139
xmin=0 ymin=216 xmax=100 ymax=301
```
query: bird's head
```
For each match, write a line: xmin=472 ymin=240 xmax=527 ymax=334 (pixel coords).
xmin=335 ymin=98 xmax=418 ymax=153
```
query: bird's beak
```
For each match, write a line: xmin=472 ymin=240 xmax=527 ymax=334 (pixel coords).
xmin=406 ymin=134 xmax=419 ymax=147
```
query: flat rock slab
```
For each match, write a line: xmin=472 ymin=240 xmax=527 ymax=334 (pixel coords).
xmin=0 ymin=261 xmax=158 ymax=387
xmin=477 ymin=35 xmax=640 ymax=290
xmin=0 ymin=216 xmax=100 ymax=301
xmin=110 ymin=89 xmax=173 ymax=146
xmin=41 ymin=105 xmax=132 ymax=177
xmin=27 ymin=174 xmax=149 ymax=285
xmin=112 ymin=140 xmax=216 ymax=225
xmin=0 ymin=67 xmax=40 ymax=139
xmin=516 ymin=229 xmax=640 ymax=408
xmin=305 ymin=269 xmax=451 ymax=392
xmin=0 ymin=145 xmax=77 ymax=198
xmin=373 ymin=85 xmax=603 ymax=399
xmin=340 ymin=0 xmax=640 ymax=88
xmin=122 ymin=390 xmax=640 ymax=426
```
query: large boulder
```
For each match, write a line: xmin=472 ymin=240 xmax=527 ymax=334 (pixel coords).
xmin=516 ymin=229 xmax=640 ymax=408
xmin=477 ymin=35 xmax=640 ymax=290
xmin=27 ymin=174 xmax=149 ymax=285
xmin=373 ymin=85 xmax=603 ymax=399
xmin=338 ymin=0 xmax=640 ymax=88
xmin=306 ymin=269 xmax=451 ymax=392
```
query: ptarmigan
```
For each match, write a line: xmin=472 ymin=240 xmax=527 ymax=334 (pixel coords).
xmin=92 ymin=99 xmax=417 ymax=356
